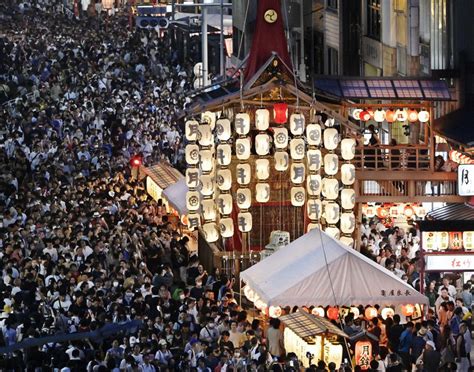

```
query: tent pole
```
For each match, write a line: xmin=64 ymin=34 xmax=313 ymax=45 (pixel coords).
xmin=239 ymin=278 xmax=242 ymax=308
xmin=320 ymin=334 xmax=324 ymax=362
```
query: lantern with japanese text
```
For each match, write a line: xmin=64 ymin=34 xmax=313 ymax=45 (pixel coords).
xmin=341 ymin=138 xmax=356 ymax=160
xmin=216 ymin=118 xmax=231 ymax=141
xmin=255 ymin=109 xmax=270 ymax=130
xmin=307 ymin=175 xmax=322 ymax=196
xmin=185 ymin=144 xmax=200 ymax=165
xmin=216 ymin=144 xmax=232 ymax=166
xmin=235 ymin=113 xmax=250 ymax=135
xmin=236 ymin=188 xmax=252 ymax=210
xmin=217 ymin=194 xmax=233 ymax=215
xmin=290 ymin=163 xmax=306 ymax=184
xmin=290 ymin=138 xmax=306 ymax=160
xmin=341 ymin=189 xmax=355 ymax=210
xmin=186 ymin=213 xmax=201 ymax=230
xmin=216 ymin=169 xmax=232 ymax=191
xmin=256 ymin=183 xmax=270 ymax=203
xmin=306 ymin=123 xmax=322 ymax=146
xmin=200 ymin=175 xmax=215 ymax=196
xmin=198 ymin=124 xmax=213 ymax=146
xmin=219 ymin=217 xmax=234 ymax=238
xmin=291 ymin=187 xmax=306 ymax=207
xmin=236 ymin=138 xmax=251 ymax=160
xmin=275 ymin=151 xmax=289 ymax=171
xmin=237 ymin=212 xmax=252 ymax=232
xmin=307 ymin=199 xmax=322 ymax=220
xmin=324 ymin=153 xmax=339 ymax=175
xmin=324 ymin=202 xmax=340 ymax=224
xmin=256 ymin=159 xmax=270 ymax=180
xmin=307 ymin=149 xmax=322 ymax=171
xmin=186 ymin=191 xmax=200 ymax=211
xmin=290 ymin=113 xmax=305 ymax=135
xmin=185 ymin=119 xmax=200 ymax=141
xmin=255 ymin=134 xmax=271 ymax=155
xmin=202 ymin=222 xmax=219 ymax=243
xmin=341 ymin=164 xmax=355 ymax=185
xmin=323 ymin=128 xmax=339 ymax=150
xmin=355 ymin=340 xmax=372 ymax=370
xmin=322 ymin=178 xmax=339 ymax=200
xmin=341 ymin=212 xmax=356 ymax=234
xmin=273 ymin=127 xmax=289 ymax=149
xmin=236 ymin=164 xmax=251 ymax=185
xmin=202 ymin=199 xmax=217 ymax=221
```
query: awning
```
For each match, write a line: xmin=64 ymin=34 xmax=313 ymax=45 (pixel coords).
xmin=142 ymin=162 xmax=184 ymax=191
xmin=433 ymin=108 xmax=474 ymax=149
xmin=162 ymin=178 xmax=188 ymax=216
xmin=426 ymin=203 xmax=474 ymax=222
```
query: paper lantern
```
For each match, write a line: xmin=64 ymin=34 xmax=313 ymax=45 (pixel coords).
xmin=341 ymin=189 xmax=355 ymax=210
xmin=401 ymin=304 xmax=415 ymax=317
xmin=202 ymin=199 xmax=217 ymax=221
xmin=306 ymin=174 xmax=322 ymax=196
xmin=237 ymin=212 xmax=252 ymax=232
xmin=418 ymin=110 xmax=430 ymax=123
xmin=200 ymin=149 xmax=214 ymax=172
xmin=235 ymin=138 xmax=251 ymax=160
xmin=324 ymin=202 xmax=340 ymax=224
xmin=236 ymin=188 xmax=252 ymax=209
xmin=219 ymin=217 xmax=234 ymax=238
xmin=201 ymin=111 xmax=216 ymax=130
xmin=185 ymin=119 xmax=200 ymax=141
xmin=216 ymin=144 xmax=232 ymax=166
xmin=395 ymin=109 xmax=408 ymax=122
xmin=202 ymin=222 xmax=219 ymax=243
xmin=273 ymin=103 xmax=288 ymax=124
xmin=236 ymin=164 xmax=251 ymax=185
xmin=243 ymin=286 xmax=257 ymax=302
xmin=340 ymin=236 xmax=354 ymax=248
xmin=256 ymin=109 xmax=270 ymax=131
xmin=415 ymin=206 xmax=427 ymax=218
xmin=269 ymin=306 xmax=282 ymax=318
xmin=324 ymin=153 xmax=339 ymax=175
xmin=273 ymin=127 xmax=289 ymax=149
xmin=306 ymin=123 xmax=322 ymax=146
xmin=290 ymin=187 xmax=306 ymax=207
xmin=373 ymin=109 xmax=386 ymax=123
xmin=341 ymin=138 xmax=356 ymax=160
xmin=290 ymin=113 xmax=305 ymax=135
xmin=186 ymin=168 xmax=200 ymax=188
xmin=198 ymin=124 xmax=213 ymax=146
xmin=322 ymin=178 xmax=339 ymax=200
xmin=341 ymin=212 xmax=355 ymax=234
xmin=385 ymin=110 xmax=396 ymax=123
xmin=235 ymin=113 xmax=250 ymax=135
xmin=256 ymin=159 xmax=270 ymax=180
xmin=312 ymin=307 xmax=325 ymax=317
xmin=187 ymin=213 xmax=201 ymax=230
xmin=275 ymin=151 xmax=289 ymax=171
xmin=307 ymin=149 xmax=322 ymax=171
xmin=352 ymin=109 xmax=362 ymax=120
xmin=254 ymin=299 xmax=265 ymax=310
xmin=341 ymin=163 xmax=356 ymax=185
xmin=255 ymin=134 xmax=271 ymax=156
xmin=355 ymin=340 xmax=372 ymax=370
xmin=306 ymin=222 xmax=322 ymax=232
xmin=323 ymin=128 xmax=339 ymax=150
xmin=464 ymin=232 xmax=474 ymax=250
xmin=290 ymin=163 xmax=306 ymax=184
xmin=307 ymin=199 xmax=322 ymax=220
xmin=404 ymin=205 xmax=415 ymax=218
xmin=376 ymin=206 xmax=388 ymax=219
xmin=186 ymin=191 xmax=200 ymax=211
xmin=325 ymin=226 xmax=340 ymax=240
xmin=216 ymin=169 xmax=232 ymax=191
xmin=200 ymin=175 xmax=214 ymax=196
xmin=350 ymin=307 xmax=360 ymax=318
xmin=381 ymin=307 xmax=395 ymax=320
xmin=185 ymin=144 xmax=200 ymax=165
xmin=359 ymin=110 xmax=371 ymax=122
xmin=389 ymin=206 xmax=399 ymax=217
xmin=327 ymin=307 xmax=339 ymax=320
xmin=256 ymin=183 xmax=270 ymax=203
xmin=364 ymin=307 xmax=378 ymax=320
xmin=325 ymin=117 xmax=336 ymax=127
xmin=217 ymin=194 xmax=233 ymax=215
xmin=290 ymin=138 xmax=306 ymax=160
xmin=365 ymin=206 xmax=376 ymax=218
xmin=216 ymin=118 xmax=232 ymax=141
xmin=407 ymin=109 xmax=418 ymax=123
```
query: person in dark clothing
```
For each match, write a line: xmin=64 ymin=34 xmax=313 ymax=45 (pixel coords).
xmin=420 ymin=340 xmax=441 ymax=371
xmin=365 ymin=124 xmax=380 ymax=168
xmin=388 ymin=314 xmax=404 ymax=352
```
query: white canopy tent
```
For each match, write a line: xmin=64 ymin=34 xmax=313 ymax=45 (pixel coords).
xmin=162 ymin=178 xmax=188 ymax=216
xmin=240 ymin=229 xmax=428 ymax=307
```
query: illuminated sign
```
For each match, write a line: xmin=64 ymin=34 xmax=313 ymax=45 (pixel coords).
xmin=458 ymin=164 xmax=474 ymax=196
xmin=425 ymin=255 xmax=474 ymax=271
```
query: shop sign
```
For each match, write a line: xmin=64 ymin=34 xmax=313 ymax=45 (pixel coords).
xmin=425 ymin=255 xmax=474 ymax=271
xmin=423 ymin=231 xmax=474 ymax=251
xmin=458 ymin=164 xmax=474 ymax=196
xmin=362 ymin=37 xmax=383 ymax=70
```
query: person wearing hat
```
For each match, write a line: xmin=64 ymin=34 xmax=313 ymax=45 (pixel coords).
xmin=415 ymin=340 xmax=441 ymax=371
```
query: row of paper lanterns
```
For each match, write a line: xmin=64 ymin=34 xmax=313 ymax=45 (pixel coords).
xmin=352 ymin=108 xmax=430 ymax=123
xmin=363 ymin=203 xmax=427 ymax=219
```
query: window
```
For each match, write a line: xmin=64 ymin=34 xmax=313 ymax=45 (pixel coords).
xmin=367 ymin=0 xmax=381 ymax=40
xmin=431 ymin=0 xmax=451 ymax=70
xmin=327 ymin=47 xmax=339 ymax=75
xmin=327 ymin=0 xmax=338 ymax=10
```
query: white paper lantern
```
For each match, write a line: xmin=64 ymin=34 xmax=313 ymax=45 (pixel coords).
xmin=341 ymin=212 xmax=356 ymax=234
xmin=395 ymin=109 xmax=408 ymax=122
xmin=306 ymin=123 xmax=322 ymax=146
xmin=200 ymin=149 xmax=214 ymax=172
xmin=323 ymin=128 xmax=339 ymax=150
xmin=236 ymin=163 xmax=251 ymax=185
xmin=373 ymin=109 xmax=386 ymax=123
xmin=341 ymin=163 xmax=355 ymax=185
xmin=235 ymin=113 xmax=250 ymax=135
xmin=290 ymin=186 xmax=306 ymax=207
xmin=185 ymin=119 xmax=200 ymax=141
xmin=237 ymin=212 xmax=252 ymax=232
xmin=340 ymin=236 xmax=354 ymax=248
xmin=341 ymin=138 xmax=356 ymax=161
xmin=273 ymin=127 xmax=289 ymax=149
xmin=186 ymin=191 xmax=200 ymax=211
xmin=307 ymin=149 xmax=322 ymax=171
xmin=324 ymin=202 xmax=340 ymax=224
xmin=381 ymin=307 xmax=395 ymax=320
xmin=275 ymin=151 xmax=289 ymax=171
xmin=290 ymin=138 xmax=306 ymax=160
xmin=325 ymin=226 xmax=340 ymax=240
xmin=418 ymin=109 xmax=430 ymax=123
xmin=255 ymin=134 xmax=271 ymax=156
xmin=324 ymin=117 xmax=335 ymax=127
xmin=216 ymin=144 xmax=232 ymax=166
xmin=217 ymin=193 xmax=233 ymax=215
xmin=203 ymin=222 xmax=219 ymax=242
xmin=352 ymin=108 xmax=362 ymax=120
xmin=198 ymin=124 xmax=213 ymax=146
xmin=290 ymin=113 xmax=305 ymax=135
xmin=256 ymin=159 xmax=270 ymax=180
xmin=202 ymin=199 xmax=217 ymax=221
xmin=236 ymin=138 xmax=251 ymax=160
xmin=312 ymin=307 xmax=325 ymax=317
xmin=341 ymin=188 xmax=356 ymax=210
xmin=306 ymin=222 xmax=322 ymax=232
xmin=185 ymin=144 xmax=200 ymax=165
xmin=236 ymin=188 xmax=252 ymax=209
xmin=243 ymin=286 xmax=257 ymax=302
xmin=324 ymin=153 xmax=339 ymax=176
xmin=219 ymin=217 xmax=234 ymax=238
xmin=322 ymin=178 xmax=339 ymax=200
xmin=255 ymin=109 xmax=270 ymax=131
xmin=216 ymin=118 xmax=232 ymax=141
xmin=307 ymin=174 xmax=322 ymax=196
xmin=256 ymin=183 xmax=270 ymax=203
xmin=201 ymin=111 xmax=216 ymax=130
xmin=269 ymin=306 xmax=282 ymax=318
xmin=216 ymin=169 xmax=232 ymax=191
xmin=186 ymin=168 xmax=200 ymax=188
xmin=186 ymin=213 xmax=201 ymax=230
xmin=290 ymin=163 xmax=306 ymax=184
xmin=307 ymin=199 xmax=322 ymax=220
xmin=200 ymin=174 xmax=214 ymax=196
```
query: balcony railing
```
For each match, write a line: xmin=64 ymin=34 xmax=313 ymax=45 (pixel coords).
xmin=354 ymin=145 xmax=432 ymax=171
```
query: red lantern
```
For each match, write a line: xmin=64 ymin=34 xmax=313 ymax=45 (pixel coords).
xmin=273 ymin=103 xmax=288 ymax=124
xmin=376 ymin=206 xmax=388 ymax=219
xmin=364 ymin=307 xmax=378 ymax=320
xmin=359 ymin=110 xmax=371 ymax=122
xmin=355 ymin=340 xmax=373 ymax=370
xmin=367 ymin=109 xmax=375 ymax=118
xmin=402 ymin=304 xmax=415 ymax=317
xmin=404 ymin=205 xmax=415 ymax=219
xmin=385 ymin=110 xmax=396 ymax=123
xmin=327 ymin=307 xmax=339 ymax=320
xmin=407 ymin=109 xmax=418 ymax=122
xmin=130 ymin=155 xmax=143 ymax=167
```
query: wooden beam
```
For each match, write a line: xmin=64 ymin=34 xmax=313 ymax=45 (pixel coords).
xmin=356 ymin=195 xmax=467 ymax=203
xmin=355 ymin=170 xmax=458 ymax=181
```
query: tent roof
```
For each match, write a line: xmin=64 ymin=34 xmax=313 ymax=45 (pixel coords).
xmin=162 ymin=178 xmax=188 ymax=216
xmin=142 ymin=162 xmax=183 ymax=191
xmin=240 ymin=229 xmax=428 ymax=307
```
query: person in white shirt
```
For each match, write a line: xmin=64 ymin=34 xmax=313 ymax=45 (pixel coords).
xmin=438 ymin=277 xmax=457 ymax=298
